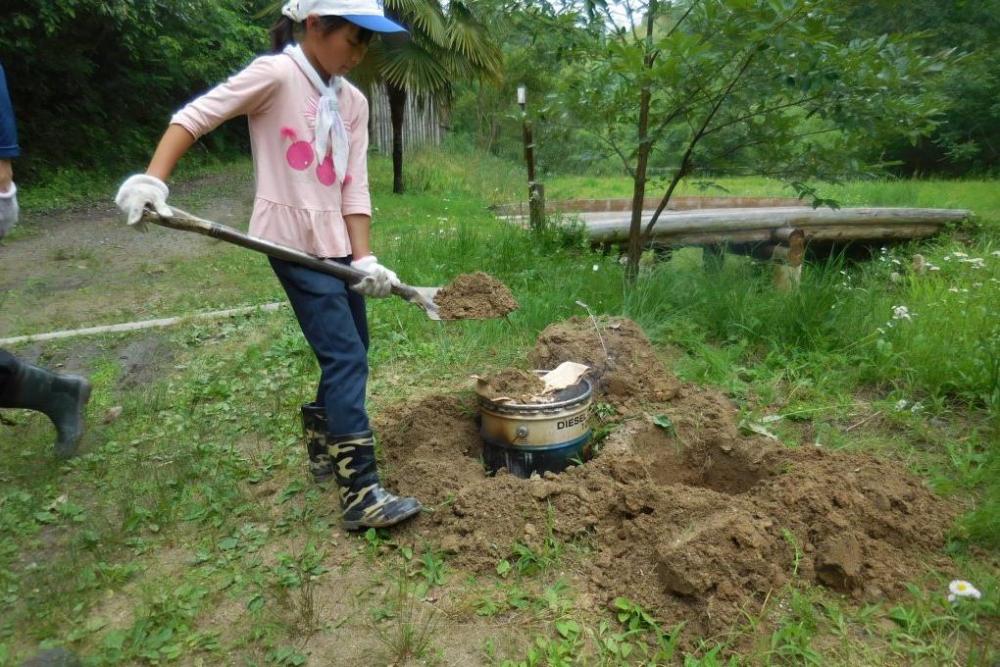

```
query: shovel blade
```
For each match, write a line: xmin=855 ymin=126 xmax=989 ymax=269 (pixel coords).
xmin=404 ymin=286 xmax=442 ymax=321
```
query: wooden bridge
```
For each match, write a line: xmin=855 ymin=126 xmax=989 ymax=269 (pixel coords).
xmin=495 ymin=196 xmax=972 ymax=287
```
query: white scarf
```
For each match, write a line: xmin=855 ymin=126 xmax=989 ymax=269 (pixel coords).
xmin=284 ymin=44 xmax=350 ymax=184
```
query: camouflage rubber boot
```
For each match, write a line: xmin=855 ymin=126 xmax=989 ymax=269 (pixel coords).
xmin=326 ymin=430 xmax=422 ymax=531
xmin=301 ymin=403 xmax=334 ymax=484
xmin=0 ymin=361 xmax=91 ymax=457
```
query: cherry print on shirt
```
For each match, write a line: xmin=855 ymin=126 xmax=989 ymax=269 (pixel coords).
xmin=281 ymin=126 xmax=314 ymax=171
xmin=316 ymin=154 xmax=337 ymax=186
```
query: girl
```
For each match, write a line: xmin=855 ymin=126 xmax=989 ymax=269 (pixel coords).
xmin=115 ymin=0 xmax=421 ymax=530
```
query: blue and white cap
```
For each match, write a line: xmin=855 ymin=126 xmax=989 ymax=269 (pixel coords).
xmin=282 ymin=0 xmax=407 ymax=33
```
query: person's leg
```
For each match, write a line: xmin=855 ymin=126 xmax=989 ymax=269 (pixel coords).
xmin=271 ymin=258 xmax=370 ymax=435
xmin=0 ymin=348 xmax=91 ymax=457
xmin=270 ymin=258 xmax=420 ymax=530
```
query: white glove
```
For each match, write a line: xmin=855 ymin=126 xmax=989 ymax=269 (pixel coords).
xmin=0 ymin=182 xmax=18 ymax=240
xmin=114 ymin=174 xmax=172 ymax=230
xmin=350 ymin=255 xmax=400 ymax=298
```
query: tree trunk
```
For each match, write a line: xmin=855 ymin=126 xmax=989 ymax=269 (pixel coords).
xmin=626 ymin=0 xmax=658 ymax=283
xmin=387 ymin=82 xmax=407 ymax=194
xmin=627 ymin=95 xmax=651 ymax=283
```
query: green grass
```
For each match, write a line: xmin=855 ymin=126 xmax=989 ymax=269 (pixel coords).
xmin=0 ymin=146 xmax=997 ymax=664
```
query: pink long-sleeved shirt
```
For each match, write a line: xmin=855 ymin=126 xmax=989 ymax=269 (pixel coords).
xmin=171 ymin=53 xmax=371 ymax=258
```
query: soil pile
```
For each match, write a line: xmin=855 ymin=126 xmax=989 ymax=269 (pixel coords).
xmin=435 ymin=272 xmax=519 ymax=320
xmin=530 ymin=317 xmax=679 ymax=406
xmin=375 ymin=317 xmax=957 ymax=638
xmin=475 ymin=368 xmax=547 ymax=403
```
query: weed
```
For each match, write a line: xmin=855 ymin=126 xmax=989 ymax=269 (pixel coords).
xmin=371 ymin=572 xmax=440 ymax=665
xmin=781 ymin=528 xmax=804 ymax=577
xmin=268 ymin=544 xmax=328 ymax=637
xmin=766 ymin=589 xmax=822 ymax=665
xmin=416 ymin=547 xmax=448 ymax=588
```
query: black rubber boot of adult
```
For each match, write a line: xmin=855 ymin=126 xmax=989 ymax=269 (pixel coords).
xmin=326 ymin=430 xmax=422 ymax=531
xmin=301 ymin=403 xmax=334 ymax=484
xmin=0 ymin=361 xmax=91 ymax=457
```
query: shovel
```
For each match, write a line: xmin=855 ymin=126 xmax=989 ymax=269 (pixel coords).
xmin=142 ymin=207 xmax=443 ymax=320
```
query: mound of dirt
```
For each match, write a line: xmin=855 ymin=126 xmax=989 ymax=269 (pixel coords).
xmin=374 ymin=317 xmax=957 ymax=639
xmin=530 ymin=316 xmax=679 ymax=406
xmin=435 ymin=272 xmax=519 ymax=320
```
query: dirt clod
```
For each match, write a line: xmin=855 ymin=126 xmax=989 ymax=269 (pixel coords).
xmin=435 ymin=272 xmax=518 ymax=320
xmin=475 ymin=368 xmax=546 ymax=403
xmin=375 ymin=317 xmax=957 ymax=639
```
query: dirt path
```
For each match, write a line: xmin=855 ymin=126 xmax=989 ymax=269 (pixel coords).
xmin=0 ymin=171 xmax=257 ymax=337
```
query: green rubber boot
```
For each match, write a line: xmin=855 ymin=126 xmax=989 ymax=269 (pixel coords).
xmin=0 ymin=360 xmax=91 ymax=457
xmin=301 ymin=403 xmax=335 ymax=484
xmin=327 ymin=430 xmax=422 ymax=531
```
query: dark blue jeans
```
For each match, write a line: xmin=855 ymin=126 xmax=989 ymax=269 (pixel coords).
xmin=269 ymin=257 xmax=370 ymax=436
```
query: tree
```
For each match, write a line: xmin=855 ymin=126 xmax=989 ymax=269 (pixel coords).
xmin=551 ymin=0 xmax=950 ymax=281
xmin=843 ymin=0 xmax=1000 ymax=174
xmin=352 ymin=1 xmax=502 ymax=193
xmin=1 ymin=0 xmax=269 ymax=181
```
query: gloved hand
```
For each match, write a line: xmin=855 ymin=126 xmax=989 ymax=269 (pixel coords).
xmin=114 ymin=174 xmax=172 ymax=231
xmin=350 ymin=255 xmax=400 ymax=298
xmin=0 ymin=182 xmax=18 ymax=241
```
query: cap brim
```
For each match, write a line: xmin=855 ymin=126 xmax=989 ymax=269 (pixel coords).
xmin=343 ymin=14 xmax=408 ymax=33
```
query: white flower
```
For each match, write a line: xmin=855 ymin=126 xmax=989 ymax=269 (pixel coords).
xmin=991 ymin=250 xmax=1000 ymax=257
xmin=895 ymin=399 xmax=909 ymax=411
xmin=948 ymin=580 xmax=981 ymax=603
xmin=949 ymin=287 xmax=960 ymax=293
xmin=892 ymin=305 xmax=912 ymax=321
xmin=953 ymin=251 xmax=968 ymax=258
xmin=910 ymin=402 xmax=924 ymax=413
xmin=592 ymin=264 xmax=599 ymax=272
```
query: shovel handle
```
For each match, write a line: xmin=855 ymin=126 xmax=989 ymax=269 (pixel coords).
xmin=150 ymin=207 xmax=424 ymax=302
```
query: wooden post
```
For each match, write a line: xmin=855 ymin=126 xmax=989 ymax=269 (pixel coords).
xmin=522 ymin=116 xmax=545 ymax=231
xmin=519 ymin=85 xmax=544 ymax=232
xmin=771 ymin=228 xmax=804 ymax=290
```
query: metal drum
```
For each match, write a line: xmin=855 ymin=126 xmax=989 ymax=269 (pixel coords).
xmin=478 ymin=372 xmax=593 ymax=478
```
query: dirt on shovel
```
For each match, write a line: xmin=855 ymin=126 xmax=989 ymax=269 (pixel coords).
xmin=435 ymin=272 xmax=519 ymax=320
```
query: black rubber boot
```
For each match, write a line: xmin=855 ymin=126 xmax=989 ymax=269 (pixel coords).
xmin=301 ymin=403 xmax=335 ymax=484
xmin=0 ymin=358 xmax=91 ymax=458
xmin=326 ymin=430 xmax=422 ymax=531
